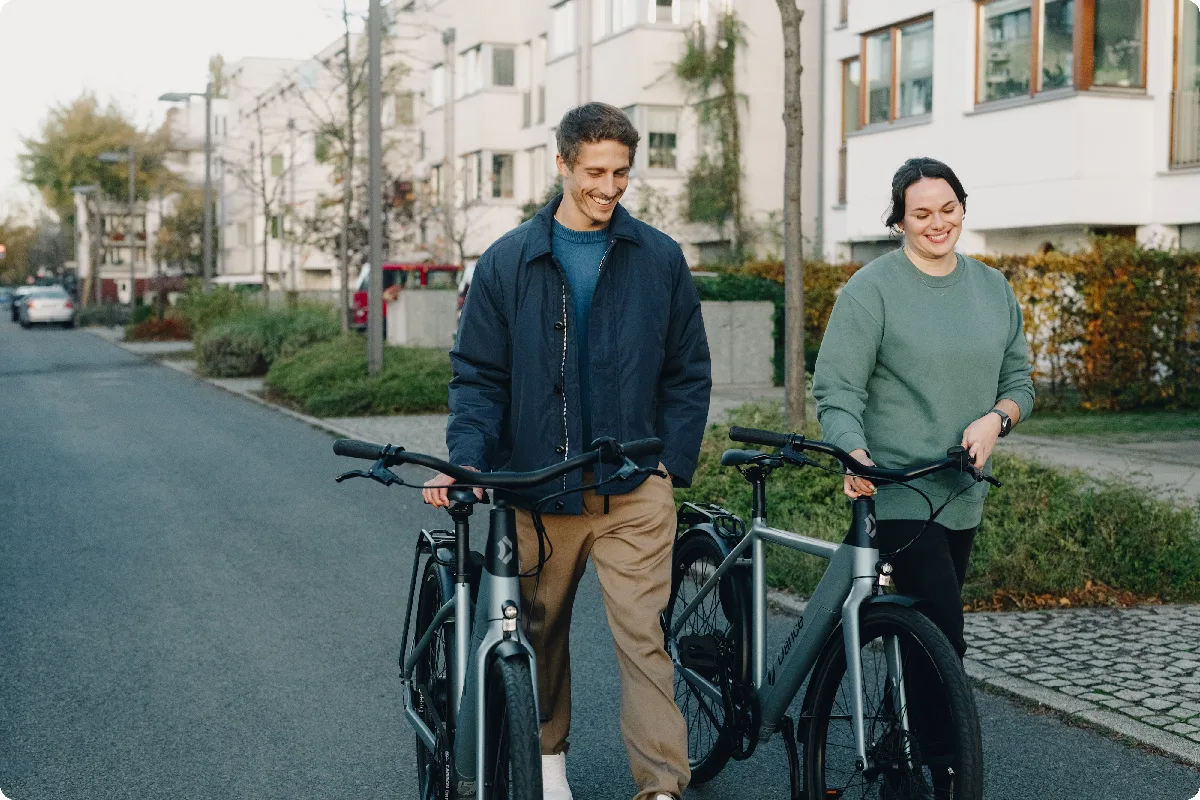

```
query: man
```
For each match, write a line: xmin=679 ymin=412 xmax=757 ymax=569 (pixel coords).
xmin=423 ymin=102 xmax=711 ymax=800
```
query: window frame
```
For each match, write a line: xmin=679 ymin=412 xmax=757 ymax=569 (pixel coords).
xmin=858 ymin=14 xmax=934 ymax=127
xmin=491 ymin=152 xmax=515 ymax=200
xmin=551 ymin=1 xmax=578 ymax=59
xmin=973 ymin=0 xmax=1150 ymax=105
xmin=491 ymin=45 xmax=516 ymax=88
xmin=644 ymin=106 xmax=680 ymax=171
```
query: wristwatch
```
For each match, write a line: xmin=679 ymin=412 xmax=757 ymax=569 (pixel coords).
xmin=988 ymin=408 xmax=1012 ymax=437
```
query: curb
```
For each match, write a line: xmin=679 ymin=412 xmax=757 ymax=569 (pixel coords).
xmin=91 ymin=330 xmax=1200 ymax=769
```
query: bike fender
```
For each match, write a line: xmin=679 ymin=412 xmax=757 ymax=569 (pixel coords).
xmin=861 ymin=592 xmax=933 ymax=615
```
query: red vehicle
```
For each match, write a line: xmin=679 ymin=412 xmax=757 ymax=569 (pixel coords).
xmin=351 ymin=262 xmax=460 ymax=329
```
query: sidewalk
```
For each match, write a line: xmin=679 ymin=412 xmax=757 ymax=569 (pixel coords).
xmin=90 ymin=329 xmax=1200 ymax=767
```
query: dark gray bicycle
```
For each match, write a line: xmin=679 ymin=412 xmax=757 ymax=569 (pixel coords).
xmin=666 ymin=426 xmax=994 ymax=799
xmin=333 ymin=435 xmax=665 ymax=800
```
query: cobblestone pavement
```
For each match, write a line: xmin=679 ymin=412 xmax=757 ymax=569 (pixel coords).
xmin=965 ymin=605 xmax=1200 ymax=765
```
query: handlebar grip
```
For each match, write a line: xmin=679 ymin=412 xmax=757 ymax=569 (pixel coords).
xmin=333 ymin=438 xmax=387 ymax=461
xmin=620 ymin=438 xmax=665 ymax=458
xmin=729 ymin=426 xmax=793 ymax=449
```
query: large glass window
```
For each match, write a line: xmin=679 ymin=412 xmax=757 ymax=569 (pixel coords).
xmin=429 ymin=64 xmax=445 ymax=108
xmin=843 ymin=58 xmax=861 ymax=135
xmin=492 ymin=47 xmax=515 ymax=87
xmin=898 ymin=19 xmax=933 ymax=117
xmin=1182 ymin=0 xmax=1200 ymax=91
xmin=1040 ymin=0 xmax=1074 ymax=90
xmin=1093 ymin=0 xmax=1143 ymax=88
xmin=551 ymin=1 xmax=577 ymax=57
xmin=979 ymin=0 xmax=1033 ymax=102
xmin=865 ymin=30 xmax=892 ymax=124
xmin=492 ymin=153 xmax=514 ymax=199
xmin=646 ymin=108 xmax=679 ymax=169
xmin=1173 ymin=0 xmax=1200 ymax=167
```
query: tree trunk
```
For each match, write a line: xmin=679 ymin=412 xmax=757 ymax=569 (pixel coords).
xmin=339 ymin=0 xmax=354 ymax=333
xmin=776 ymin=0 xmax=806 ymax=431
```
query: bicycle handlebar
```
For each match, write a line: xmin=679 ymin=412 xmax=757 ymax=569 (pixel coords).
xmin=728 ymin=426 xmax=999 ymax=487
xmin=332 ymin=436 xmax=664 ymax=490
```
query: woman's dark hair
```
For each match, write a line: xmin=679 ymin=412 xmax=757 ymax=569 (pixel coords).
xmin=556 ymin=103 xmax=640 ymax=168
xmin=883 ymin=157 xmax=968 ymax=229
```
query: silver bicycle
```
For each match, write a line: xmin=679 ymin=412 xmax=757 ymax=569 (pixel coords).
xmin=666 ymin=425 xmax=993 ymax=799
xmin=333 ymin=435 xmax=665 ymax=800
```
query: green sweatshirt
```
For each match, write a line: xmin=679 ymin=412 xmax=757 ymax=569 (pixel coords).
xmin=812 ymin=248 xmax=1035 ymax=529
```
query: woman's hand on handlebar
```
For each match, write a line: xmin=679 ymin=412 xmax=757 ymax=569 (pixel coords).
xmin=422 ymin=466 xmax=483 ymax=508
xmin=844 ymin=449 xmax=877 ymax=498
xmin=961 ymin=413 xmax=1003 ymax=469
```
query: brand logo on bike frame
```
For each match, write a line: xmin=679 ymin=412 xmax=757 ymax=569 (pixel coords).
xmin=497 ymin=535 xmax=513 ymax=565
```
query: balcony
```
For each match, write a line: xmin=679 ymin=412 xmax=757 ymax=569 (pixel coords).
xmin=1171 ymin=89 xmax=1200 ymax=169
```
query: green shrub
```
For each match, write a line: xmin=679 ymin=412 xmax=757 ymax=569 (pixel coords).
xmin=265 ymin=334 xmax=452 ymax=417
xmin=75 ymin=304 xmax=133 ymax=327
xmin=131 ymin=304 xmax=154 ymax=325
xmin=679 ymin=403 xmax=1200 ymax=604
xmin=176 ymin=285 xmax=252 ymax=339
xmin=195 ymin=306 xmax=338 ymax=378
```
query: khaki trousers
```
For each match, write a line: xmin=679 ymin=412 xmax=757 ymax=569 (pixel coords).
xmin=516 ymin=470 xmax=690 ymax=800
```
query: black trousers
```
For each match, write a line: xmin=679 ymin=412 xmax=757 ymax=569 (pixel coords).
xmin=876 ymin=519 xmax=977 ymax=657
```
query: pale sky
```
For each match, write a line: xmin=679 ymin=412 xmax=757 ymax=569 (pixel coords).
xmin=0 ymin=0 xmax=371 ymax=219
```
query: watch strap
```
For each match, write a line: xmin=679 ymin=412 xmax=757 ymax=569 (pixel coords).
xmin=989 ymin=408 xmax=1012 ymax=437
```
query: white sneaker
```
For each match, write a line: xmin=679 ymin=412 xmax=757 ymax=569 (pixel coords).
xmin=542 ymin=753 xmax=573 ymax=800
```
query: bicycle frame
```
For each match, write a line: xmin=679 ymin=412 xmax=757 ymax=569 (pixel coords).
xmin=670 ymin=490 xmax=896 ymax=771
xmin=400 ymin=496 xmax=539 ymax=800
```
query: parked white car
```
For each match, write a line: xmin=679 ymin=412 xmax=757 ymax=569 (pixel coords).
xmin=19 ymin=286 xmax=75 ymax=328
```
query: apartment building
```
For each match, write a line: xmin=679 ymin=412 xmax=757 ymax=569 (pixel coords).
xmin=414 ymin=0 xmax=822 ymax=264
xmin=73 ymin=193 xmax=162 ymax=304
xmin=823 ymin=0 xmax=1200 ymax=262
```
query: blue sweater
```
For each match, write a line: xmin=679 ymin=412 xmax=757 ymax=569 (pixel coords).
xmin=552 ymin=220 xmax=610 ymax=448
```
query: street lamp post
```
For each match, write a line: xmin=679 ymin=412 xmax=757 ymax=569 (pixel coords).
xmin=98 ymin=149 xmax=137 ymax=311
xmin=159 ymin=83 xmax=215 ymax=292
xmin=367 ymin=0 xmax=384 ymax=376
xmin=71 ymin=184 xmax=102 ymax=307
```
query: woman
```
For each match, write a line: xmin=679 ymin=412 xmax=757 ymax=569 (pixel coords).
xmin=813 ymin=157 xmax=1034 ymax=657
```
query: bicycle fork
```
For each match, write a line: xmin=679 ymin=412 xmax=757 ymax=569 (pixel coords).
xmin=453 ymin=499 xmax=540 ymax=800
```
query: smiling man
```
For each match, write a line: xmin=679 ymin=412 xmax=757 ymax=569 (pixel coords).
xmin=424 ymin=102 xmax=711 ymax=800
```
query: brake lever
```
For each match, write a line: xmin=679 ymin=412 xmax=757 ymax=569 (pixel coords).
xmin=611 ymin=458 xmax=668 ymax=482
xmin=335 ymin=469 xmax=371 ymax=483
xmin=335 ymin=459 xmax=402 ymax=487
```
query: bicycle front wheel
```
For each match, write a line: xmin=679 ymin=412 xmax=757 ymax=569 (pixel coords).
xmin=483 ymin=655 xmax=543 ymax=800
xmin=413 ymin=559 xmax=454 ymax=800
xmin=802 ymin=603 xmax=983 ymax=800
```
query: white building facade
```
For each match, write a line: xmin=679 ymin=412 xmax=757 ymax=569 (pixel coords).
xmin=822 ymin=0 xmax=1200 ymax=261
xmin=413 ymin=0 xmax=822 ymax=264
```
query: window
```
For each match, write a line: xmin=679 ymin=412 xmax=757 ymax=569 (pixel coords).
xmin=492 ymin=153 xmax=515 ymax=199
xmin=860 ymin=17 xmax=933 ymax=125
xmin=975 ymin=1 xmax=1148 ymax=103
xmin=463 ymin=151 xmax=484 ymax=202
xmin=612 ymin=0 xmax=638 ymax=32
xmin=651 ymin=0 xmax=680 ymax=25
xmin=460 ymin=46 xmax=483 ymax=96
xmin=646 ymin=108 xmax=678 ymax=169
xmin=1172 ymin=0 xmax=1200 ymax=167
xmin=270 ymin=154 xmax=284 ymax=176
xmin=551 ymin=1 xmax=577 ymax=58
xmin=593 ymin=0 xmax=609 ymax=41
xmin=493 ymin=47 xmax=516 ymax=87
xmin=237 ymin=222 xmax=249 ymax=246
xmin=537 ymin=84 xmax=546 ymax=124
xmin=270 ymin=215 xmax=281 ymax=239
xmin=395 ymin=92 xmax=415 ymax=125
xmin=1092 ymin=0 xmax=1143 ymax=88
xmin=840 ymin=57 xmax=860 ymax=204
xmin=431 ymin=164 xmax=442 ymax=199
xmin=523 ymin=91 xmax=532 ymax=127
xmin=528 ymin=146 xmax=548 ymax=200
xmin=430 ymin=64 xmax=446 ymax=108
xmin=839 ymin=0 xmax=848 ymax=26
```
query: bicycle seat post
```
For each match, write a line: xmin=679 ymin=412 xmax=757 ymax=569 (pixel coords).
xmin=448 ymin=502 xmax=473 ymax=587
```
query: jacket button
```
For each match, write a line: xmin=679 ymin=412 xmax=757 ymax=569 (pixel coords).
xmin=555 ymin=444 xmax=566 ymax=454
xmin=553 ymin=321 xmax=565 ymax=330
xmin=554 ymin=501 xmax=564 ymax=511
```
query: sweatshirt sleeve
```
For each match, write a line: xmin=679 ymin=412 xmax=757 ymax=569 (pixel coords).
xmin=812 ymin=289 xmax=883 ymax=455
xmin=996 ymin=284 xmax=1036 ymax=424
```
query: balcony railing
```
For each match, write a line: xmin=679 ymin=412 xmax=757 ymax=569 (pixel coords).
xmin=1171 ymin=89 xmax=1200 ymax=169
xmin=837 ymin=144 xmax=847 ymax=205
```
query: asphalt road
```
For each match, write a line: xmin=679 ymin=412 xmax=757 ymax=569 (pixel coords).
xmin=2 ymin=319 xmax=1198 ymax=800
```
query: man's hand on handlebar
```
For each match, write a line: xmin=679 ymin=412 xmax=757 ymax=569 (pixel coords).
xmin=844 ymin=448 xmax=877 ymax=498
xmin=422 ymin=466 xmax=484 ymax=508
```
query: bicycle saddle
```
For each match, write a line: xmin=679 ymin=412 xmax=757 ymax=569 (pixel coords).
xmin=720 ymin=449 xmax=765 ymax=467
xmin=448 ymin=486 xmax=489 ymax=505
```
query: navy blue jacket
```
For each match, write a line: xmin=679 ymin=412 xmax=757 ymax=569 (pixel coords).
xmin=446 ymin=196 xmax=712 ymax=513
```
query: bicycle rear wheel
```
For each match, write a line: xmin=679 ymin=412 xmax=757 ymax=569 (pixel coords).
xmin=665 ymin=530 xmax=749 ymax=784
xmin=483 ymin=655 xmax=542 ymax=800
xmin=413 ymin=558 xmax=454 ymax=800
xmin=802 ymin=603 xmax=983 ymax=800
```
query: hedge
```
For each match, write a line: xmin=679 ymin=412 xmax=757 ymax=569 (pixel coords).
xmin=679 ymin=403 xmax=1200 ymax=606
xmin=195 ymin=306 xmax=339 ymax=378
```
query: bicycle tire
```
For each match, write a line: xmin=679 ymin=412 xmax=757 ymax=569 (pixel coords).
xmin=483 ymin=655 xmax=543 ymax=800
xmin=665 ymin=529 xmax=750 ymax=784
xmin=802 ymin=603 xmax=983 ymax=800
xmin=414 ymin=558 xmax=455 ymax=800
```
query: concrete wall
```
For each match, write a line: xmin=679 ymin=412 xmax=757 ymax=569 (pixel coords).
xmin=700 ymin=300 xmax=774 ymax=387
xmin=386 ymin=290 xmax=458 ymax=349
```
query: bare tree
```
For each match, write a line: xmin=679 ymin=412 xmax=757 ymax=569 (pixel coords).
xmin=776 ymin=0 xmax=806 ymax=430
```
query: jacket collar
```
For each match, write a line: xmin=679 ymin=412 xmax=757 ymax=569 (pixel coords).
xmin=523 ymin=193 xmax=641 ymax=265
